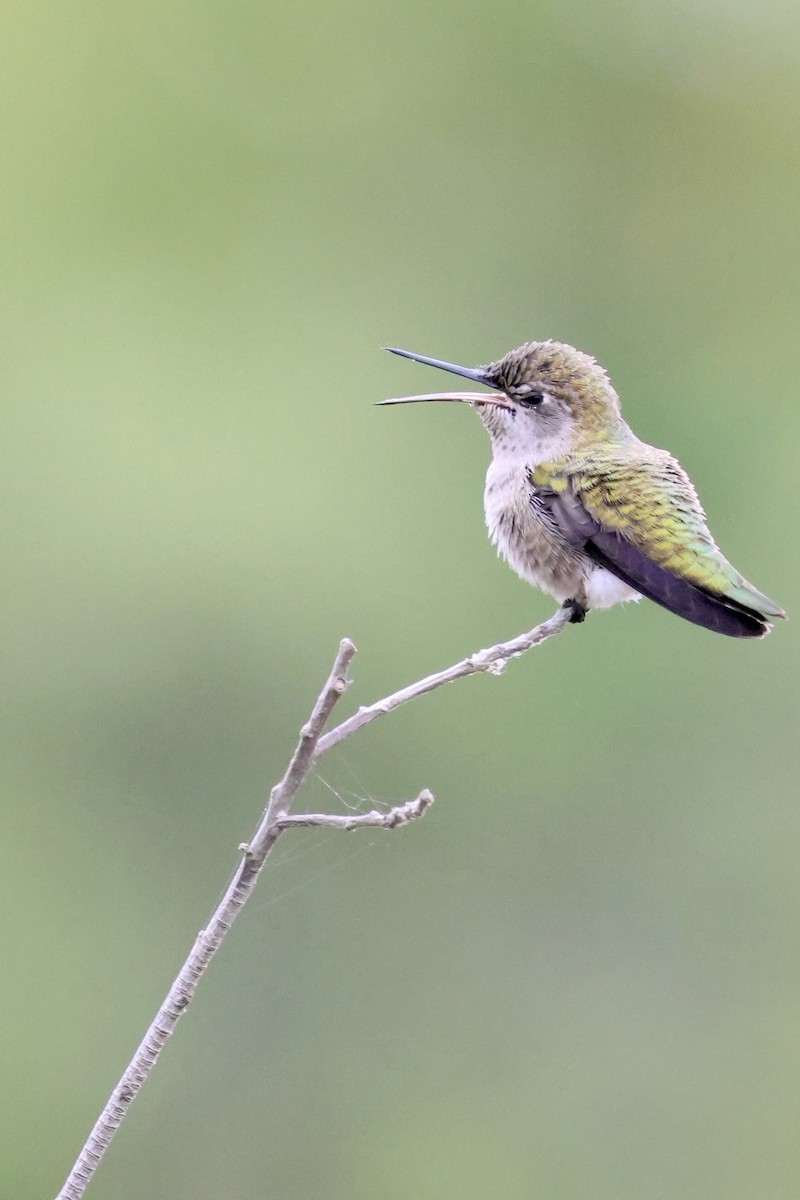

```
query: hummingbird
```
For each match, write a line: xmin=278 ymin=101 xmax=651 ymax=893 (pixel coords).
xmin=379 ymin=340 xmax=786 ymax=638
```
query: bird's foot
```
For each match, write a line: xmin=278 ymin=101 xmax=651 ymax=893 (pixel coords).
xmin=563 ymin=598 xmax=587 ymax=624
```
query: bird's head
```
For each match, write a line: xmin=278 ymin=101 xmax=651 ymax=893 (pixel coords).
xmin=380 ymin=340 xmax=625 ymax=453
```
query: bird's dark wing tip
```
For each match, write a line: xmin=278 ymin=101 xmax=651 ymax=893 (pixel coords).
xmin=586 ymin=533 xmax=772 ymax=638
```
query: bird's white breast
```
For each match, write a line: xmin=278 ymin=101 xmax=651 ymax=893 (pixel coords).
xmin=483 ymin=453 xmax=579 ymax=600
xmin=482 ymin=450 xmax=640 ymax=610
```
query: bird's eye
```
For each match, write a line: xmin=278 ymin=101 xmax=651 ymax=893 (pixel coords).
xmin=520 ymin=389 xmax=544 ymax=407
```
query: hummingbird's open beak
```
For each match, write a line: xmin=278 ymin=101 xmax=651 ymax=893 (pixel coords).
xmin=379 ymin=346 xmax=512 ymax=410
xmin=376 ymin=391 xmax=512 ymax=410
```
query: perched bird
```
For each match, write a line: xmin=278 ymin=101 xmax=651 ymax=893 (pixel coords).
xmin=379 ymin=340 xmax=785 ymax=638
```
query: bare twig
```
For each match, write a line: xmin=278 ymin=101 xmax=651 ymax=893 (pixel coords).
xmin=277 ymin=789 xmax=434 ymax=831
xmin=55 ymin=608 xmax=569 ymax=1200
xmin=316 ymin=604 xmax=572 ymax=756
xmin=55 ymin=638 xmax=358 ymax=1200
xmin=243 ymin=637 xmax=357 ymax=860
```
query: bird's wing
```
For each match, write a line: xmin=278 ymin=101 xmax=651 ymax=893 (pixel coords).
xmin=531 ymin=447 xmax=784 ymax=637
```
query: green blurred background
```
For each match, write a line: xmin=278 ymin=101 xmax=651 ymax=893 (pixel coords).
xmin=2 ymin=1 xmax=799 ymax=1196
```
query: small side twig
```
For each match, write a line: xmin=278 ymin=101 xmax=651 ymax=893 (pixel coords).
xmin=277 ymin=788 xmax=434 ymax=832
xmin=55 ymin=608 xmax=569 ymax=1200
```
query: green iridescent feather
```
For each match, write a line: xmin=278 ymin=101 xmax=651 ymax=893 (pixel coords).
xmin=531 ymin=446 xmax=785 ymax=621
